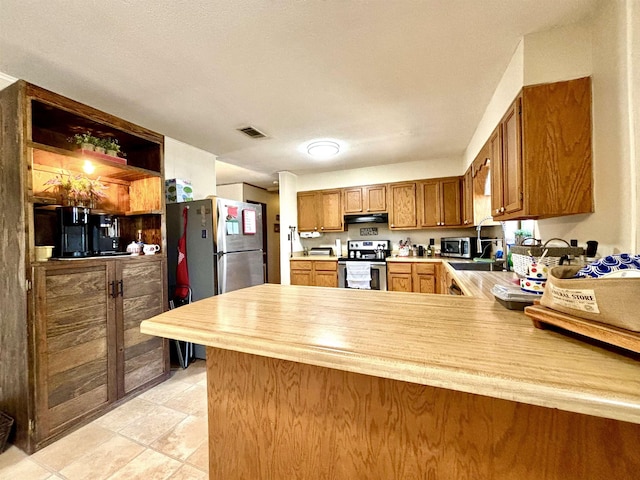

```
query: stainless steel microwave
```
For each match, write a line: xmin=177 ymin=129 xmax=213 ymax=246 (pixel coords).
xmin=441 ymin=237 xmax=476 ymax=258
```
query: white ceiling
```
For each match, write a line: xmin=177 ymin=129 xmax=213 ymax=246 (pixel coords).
xmin=1 ymin=0 xmax=596 ymax=190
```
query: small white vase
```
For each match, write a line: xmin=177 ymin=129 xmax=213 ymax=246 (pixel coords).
xmin=95 ymin=147 xmax=106 ymax=154
xmin=81 ymin=142 xmax=95 ymax=151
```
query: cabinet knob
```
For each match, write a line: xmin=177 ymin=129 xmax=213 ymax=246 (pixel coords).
xmin=500 ymin=207 xmax=505 ymax=213
xmin=391 ymin=224 xmax=395 ymax=228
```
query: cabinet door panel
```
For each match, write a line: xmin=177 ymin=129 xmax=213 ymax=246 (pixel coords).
xmin=502 ymin=97 xmax=523 ymax=214
xmin=344 ymin=188 xmax=363 ymax=213
xmin=463 ymin=167 xmax=473 ymax=225
xmin=414 ymin=274 xmax=436 ymax=294
xmin=388 ymin=273 xmax=412 ymax=292
xmin=34 ymin=263 xmax=115 ymax=439
xmin=314 ymin=271 xmax=337 ymax=288
xmin=320 ymin=190 xmax=343 ymax=231
xmin=365 ymin=185 xmax=387 ymax=213
xmin=441 ymin=178 xmax=462 ymax=226
xmin=291 ymin=270 xmax=313 ymax=286
xmin=489 ymin=126 xmax=503 ymax=216
xmin=297 ymin=192 xmax=318 ymax=232
xmin=119 ymin=259 xmax=166 ymax=395
xmin=420 ymin=181 xmax=440 ymax=227
xmin=389 ymin=183 xmax=417 ymax=229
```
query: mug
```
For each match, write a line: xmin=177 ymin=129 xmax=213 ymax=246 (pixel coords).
xmin=143 ymin=244 xmax=160 ymax=255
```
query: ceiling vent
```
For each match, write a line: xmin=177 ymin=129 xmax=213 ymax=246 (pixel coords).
xmin=237 ymin=126 xmax=267 ymax=139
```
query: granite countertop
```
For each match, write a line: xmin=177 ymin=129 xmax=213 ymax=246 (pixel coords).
xmin=141 ymin=283 xmax=640 ymax=425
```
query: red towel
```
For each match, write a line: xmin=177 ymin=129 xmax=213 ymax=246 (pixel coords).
xmin=175 ymin=207 xmax=190 ymax=299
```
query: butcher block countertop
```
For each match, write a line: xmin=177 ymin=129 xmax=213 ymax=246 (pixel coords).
xmin=141 ymin=283 xmax=640 ymax=425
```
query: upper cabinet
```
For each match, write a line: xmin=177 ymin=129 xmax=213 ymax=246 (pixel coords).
xmin=343 ymin=184 xmax=387 ymax=214
xmin=418 ymin=177 xmax=462 ymax=228
xmin=463 ymin=141 xmax=494 ymax=227
xmin=491 ymin=77 xmax=593 ymax=220
xmin=297 ymin=189 xmax=343 ymax=232
xmin=388 ymin=182 xmax=418 ymax=230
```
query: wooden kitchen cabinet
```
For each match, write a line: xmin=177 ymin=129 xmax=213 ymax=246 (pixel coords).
xmin=120 ymin=259 xmax=167 ymax=395
xmin=413 ymin=263 xmax=437 ymax=294
xmin=491 ymin=77 xmax=593 ymax=220
xmin=297 ymin=189 xmax=343 ymax=232
xmin=388 ymin=182 xmax=418 ymax=230
xmin=462 ymin=166 xmax=474 ymax=226
xmin=31 ymin=256 xmax=167 ymax=450
xmin=387 ymin=263 xmax=414 ymax=292
xmin=32 ymin=262 xmax=116 ymax=443
xmin=290 ymin=260 xmax=338 ymax=287
xmin=387 ymin=262 xmax=438 ymax=294
xmin=343 ymin=184 xmax=387 ymax=214
xmin=0 ymin=81 xmax=169 ymax=453
xmin=418 ymin=177 xmax=462 ymax=228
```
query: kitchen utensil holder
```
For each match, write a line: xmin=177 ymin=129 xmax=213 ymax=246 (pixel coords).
xmin=0 ymin=410 xmax=14 ymax=453
xmin=510 ymin=238 xmax=585 ymax=277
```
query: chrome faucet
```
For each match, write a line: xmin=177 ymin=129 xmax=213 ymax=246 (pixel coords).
xmin=476 ymin=216 xmax=493 ymax=253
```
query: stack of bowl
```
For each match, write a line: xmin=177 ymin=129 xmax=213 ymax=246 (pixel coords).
xmin=520 ymin=263 xmax=548 ymax=294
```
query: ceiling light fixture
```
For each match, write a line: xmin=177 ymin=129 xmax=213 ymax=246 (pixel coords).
xmin=307 ymin=140 xmax=340 ymax=158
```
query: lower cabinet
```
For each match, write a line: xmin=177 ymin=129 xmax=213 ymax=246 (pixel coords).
xmin=290 ymin=260 xmax=338 ymax=287
xmin=30 ymin=257 xmax=169 ymax=451
xmin=387 ymin=262 xmax=438 ymax=294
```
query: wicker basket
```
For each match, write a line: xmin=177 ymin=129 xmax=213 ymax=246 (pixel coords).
xmin=510 ymin=238 xmax=585 ymax=277
xmin=0 ymin=411 xmax=14 ymax=453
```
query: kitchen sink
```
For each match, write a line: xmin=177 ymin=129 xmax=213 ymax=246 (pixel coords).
xmin=448 ymin=261 xmax=505 ymax=272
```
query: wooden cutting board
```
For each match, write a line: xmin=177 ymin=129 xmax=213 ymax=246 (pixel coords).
xmin=525 ymin=304 xmax=640 ymax=354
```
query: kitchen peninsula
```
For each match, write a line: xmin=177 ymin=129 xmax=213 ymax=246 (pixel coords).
xmin=141 ymin=283 xmax=640 ymax=479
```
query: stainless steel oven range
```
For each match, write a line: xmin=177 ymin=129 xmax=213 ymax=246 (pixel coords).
xmin=337 ymin=240 xmax=390 ymax=290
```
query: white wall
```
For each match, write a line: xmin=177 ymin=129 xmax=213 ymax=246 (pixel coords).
xmin=633 ymin=0 xmax=640 ymax=251
xmin=523 ymin=21 xmax=592 ymax=86
xmin=278 ymin=171 xmax=299 ymax=285
xmin=164 ymin=137 xmax=217 ymax=199
xmin=537 ymin=0 xmax=637 ymax=255
xmin=297 ymin=157 xmax=463 ymax=191
xmin=0 ymin=71 xmax=17 ymax=90
xmin=215 ymin=184 xmax=244 ymax=201
xmin=463 ymin=41 xmax=524 ymax=166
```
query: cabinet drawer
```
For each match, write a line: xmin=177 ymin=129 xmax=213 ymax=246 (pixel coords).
xmin=290 ymin=260 xmax=312 ymax=270
xmin=388 ymin=263 xmax=412 ymax=274
xmin=314 ymin=261 xmax=337 ymax=272
xmin=414 ymin=263 xmax=436 ymax=275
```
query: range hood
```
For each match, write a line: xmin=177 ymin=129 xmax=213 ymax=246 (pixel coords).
xmin=344 ymin=213 xmax=388 ymax=224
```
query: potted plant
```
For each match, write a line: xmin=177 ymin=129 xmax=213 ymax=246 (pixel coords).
xmin=94 ymin=137 xmax=108 ymax=154
xmin=514 ymin=229 xmax=532 ymax=246
xmin=44 ymin=170 xmax=108 ymax=208
xmin=104 ymin=138 xmax=121 ymax=157
xmin=70 ymin=132 xmax=97 ymax=151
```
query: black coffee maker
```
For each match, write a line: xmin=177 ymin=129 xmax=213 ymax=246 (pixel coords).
xmin=91 ymin=214 xmax=121 ymax=255
xmin=55 ymin=206 xmax=91 ymax=257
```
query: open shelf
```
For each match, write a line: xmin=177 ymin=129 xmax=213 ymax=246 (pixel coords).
xmin=30 ymin=142 xmax=160 ymax=182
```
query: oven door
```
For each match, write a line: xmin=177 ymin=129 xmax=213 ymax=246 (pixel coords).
xmin=337 ymin=262 xmax=387 ymax=290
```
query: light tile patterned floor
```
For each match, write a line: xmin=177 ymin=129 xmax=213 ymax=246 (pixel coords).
xmin=0 ymin=360 xmax=209 ymax=480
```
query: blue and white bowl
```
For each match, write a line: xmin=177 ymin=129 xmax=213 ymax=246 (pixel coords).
xmin=577 ymin=254 xmax=640 ymax=278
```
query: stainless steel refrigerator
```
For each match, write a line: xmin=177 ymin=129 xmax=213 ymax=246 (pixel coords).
xmin=167 ymin=197 xmax=265 ymax=302
xmin=166 ymin=197 xmax=265 ymax=361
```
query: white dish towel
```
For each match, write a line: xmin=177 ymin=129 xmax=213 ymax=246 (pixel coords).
xmin=346 ymin=262 xmax=372 ymax=289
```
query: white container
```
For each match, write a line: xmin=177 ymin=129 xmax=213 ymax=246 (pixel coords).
xmin=335 ymin=239 xmax=342 ymax=257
